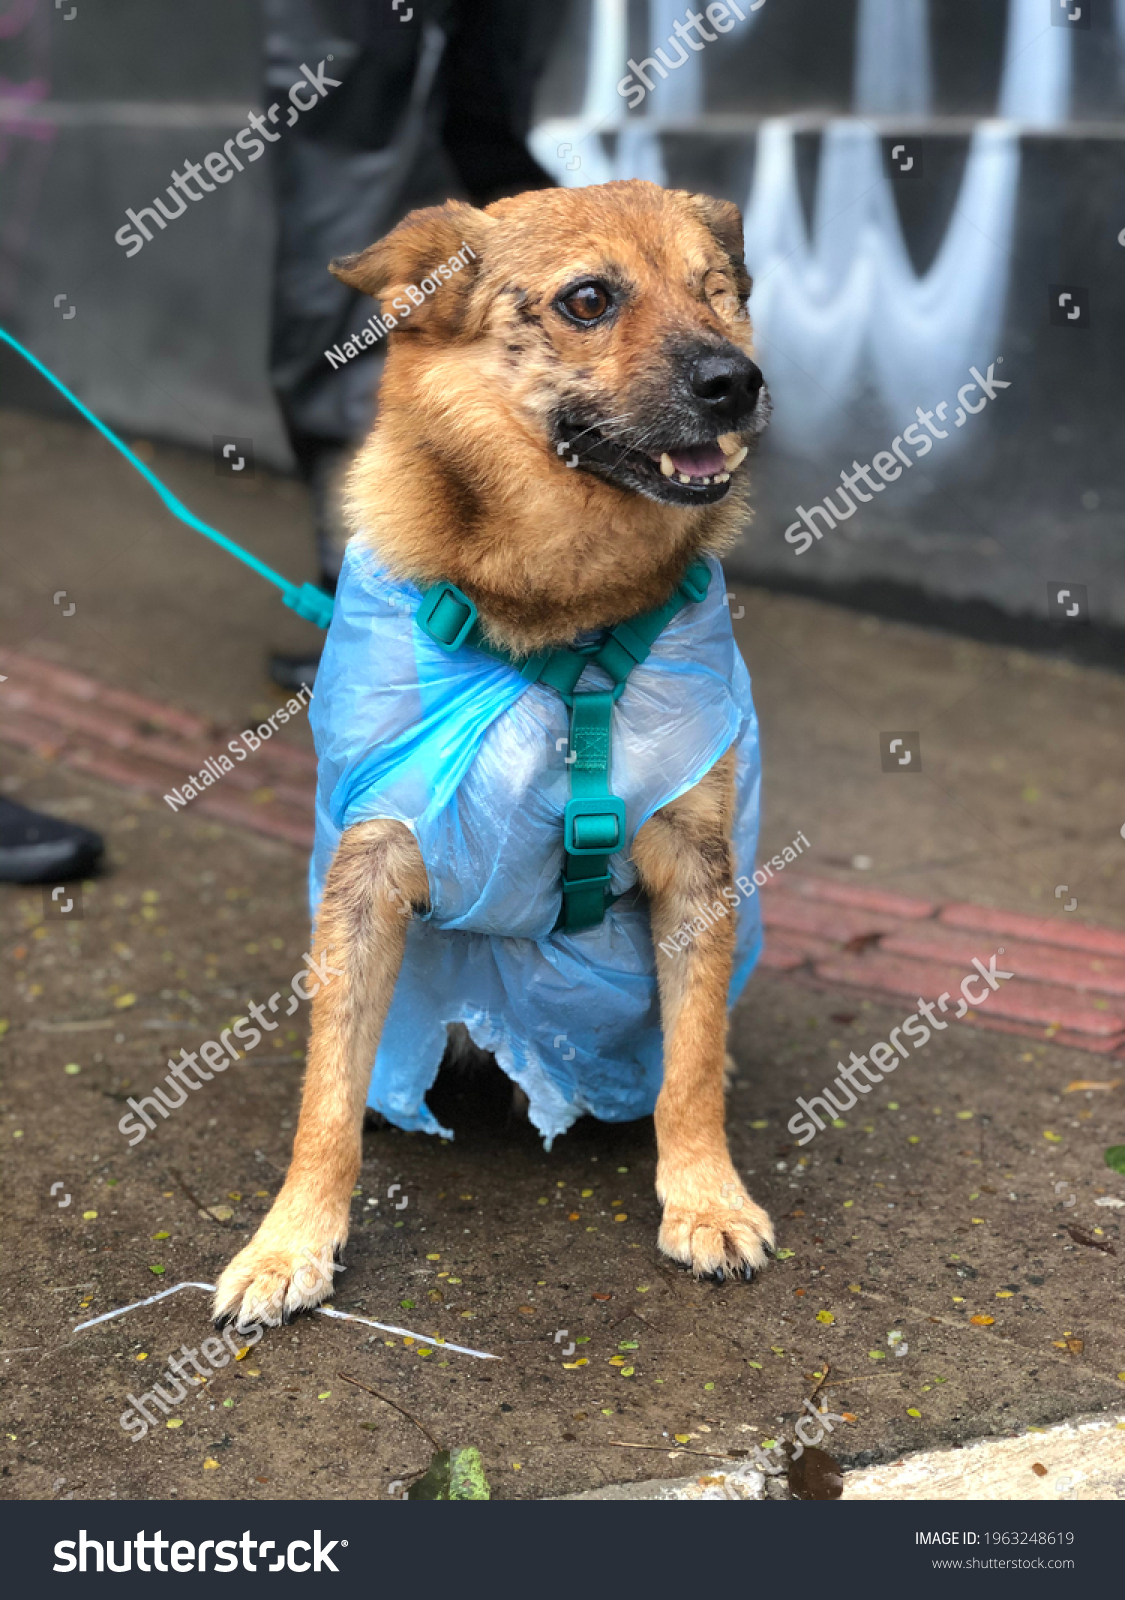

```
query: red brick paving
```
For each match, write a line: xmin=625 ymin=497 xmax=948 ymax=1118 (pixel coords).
xmin=5 ymin=647 xmax=1125 ymax=1056
xmin=761 ymin=878 xmax=1125 ymax=1057
xmin=0 ymin=647 xmax=315 ymax=849
xmin=937 ymin=900 xmax=1125 ymax=961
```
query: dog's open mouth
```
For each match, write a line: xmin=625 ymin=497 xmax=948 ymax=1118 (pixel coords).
xmin=554 ymin=423 xmax=750 ymax=506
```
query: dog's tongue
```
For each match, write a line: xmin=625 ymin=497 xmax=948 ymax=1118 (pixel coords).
xmin=664 ymin=443 xmax=727 ymax=478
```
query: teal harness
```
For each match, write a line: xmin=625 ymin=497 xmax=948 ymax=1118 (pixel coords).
xmin=414 ymin=561 xmax=712 ymax=933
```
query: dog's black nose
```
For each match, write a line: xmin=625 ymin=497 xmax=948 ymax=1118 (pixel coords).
xmin=689 ymin=351 xmax=763 ymax=418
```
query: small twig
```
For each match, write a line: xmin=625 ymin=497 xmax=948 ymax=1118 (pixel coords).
xmin=818 ymin=1373 xmax=893 ymax=1388
xmin=652 ymin=1262 xmax=690 ymax=1300
xmin=806 ymin=1361 xmax=831 ymax=1404
xmin=168 ymin=1166 xmax=222 ymax=1222
xmin=608 ymin=1439 xmax=745 ymax=1463
xmin=337 ymin=1370 xmax=442 ymax=1451
xmin=609 ymin=1305 xmax=655 ymax=1330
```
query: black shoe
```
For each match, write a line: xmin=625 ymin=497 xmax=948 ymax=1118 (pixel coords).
xmin=0 ymin=799 xmax=104 ymax=884
xmin=269 ymin=653 xmax=320 ymax=694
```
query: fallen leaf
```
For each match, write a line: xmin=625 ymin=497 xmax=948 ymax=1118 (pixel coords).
xmin=408 ymin=1447 xmax=491 ymax=1501
xmin=970 ymin=1314 xmax=995 ymax=1326
xmin=1064 ymin=1080 xmax=1120 ymax=1093
xmin=1065 ymin=1224 xmax=1116 ymax=1255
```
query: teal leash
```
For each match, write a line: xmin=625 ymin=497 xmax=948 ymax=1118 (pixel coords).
xmin=0 ymin=326 xmax=335 ymax=630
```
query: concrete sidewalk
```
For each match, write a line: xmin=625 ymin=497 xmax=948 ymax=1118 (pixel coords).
xmin=2 ymin=409 xmax=1122 ymax=1502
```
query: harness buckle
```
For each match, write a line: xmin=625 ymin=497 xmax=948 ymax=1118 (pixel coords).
xmin=416 ymin=582 xmax=477 ymax=652
xmin=560 ymin=868 xmax=612 ymax=896
xmin=563 ymin=796 xmax=626 ymax=856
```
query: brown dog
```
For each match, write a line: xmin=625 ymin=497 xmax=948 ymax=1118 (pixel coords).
xmin=215 ymin=179 xmax=773 ymax=1329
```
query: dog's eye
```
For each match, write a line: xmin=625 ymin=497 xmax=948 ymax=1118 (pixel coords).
xmin=558 ymin=282 xmax=613 ymax=324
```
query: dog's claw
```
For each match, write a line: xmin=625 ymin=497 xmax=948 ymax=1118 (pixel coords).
xmin=743 ymin=1266 xmax=755 ymax=1282
xmin=658 ymin=1187 xmax=775 ymax=1280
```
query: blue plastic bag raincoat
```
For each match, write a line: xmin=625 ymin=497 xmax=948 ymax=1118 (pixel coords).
xmin=310 ymin=542 xmax=763 ymax=1144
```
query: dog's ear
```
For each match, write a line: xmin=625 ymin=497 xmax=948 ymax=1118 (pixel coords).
xmin=685 ymin=193 xmax=752 ymax=302
xmin=330 ymin=201 xmax=491 ymax=338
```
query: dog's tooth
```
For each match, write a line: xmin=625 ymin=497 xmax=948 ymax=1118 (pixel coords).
xmin=699 ymin=476 xmax=711 ymax=485
xmin=717 ymin=432 xmax=740 ymax=455
xmin=678 ymin=473 xmax=692 ymax=484
xmin=659 ymin=453 xmax=675 ymax=478
xmin=714 ymin=472 xmax=730 ymax=484
xmin=724 ymin=445 xmax=749 ymax=471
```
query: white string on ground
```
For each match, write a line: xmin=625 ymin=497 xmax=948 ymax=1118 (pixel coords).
xmin=71 ymin=1279 xmax=499 ymax=1360
xmin=315 ymin=1304 xmax=499 ymax=1359
xmin=72 ymin=1282 xmax=219 ymax=1331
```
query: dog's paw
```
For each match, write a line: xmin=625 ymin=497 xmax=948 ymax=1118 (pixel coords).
xmin=657 ymin=1170 xmax=774 ymax=1280
xmin=212 ymin=1211 xmax=345 ymax=1331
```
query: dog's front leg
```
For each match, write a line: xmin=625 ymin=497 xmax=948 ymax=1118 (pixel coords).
xmin=633 ymin=749 xmax=774 ymax=1279
xmin=213 ymin=819 xmax=428 ymax=1329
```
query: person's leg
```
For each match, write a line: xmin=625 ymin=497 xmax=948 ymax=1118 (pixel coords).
xmin=265 ymin=1 xmax=561 ymax=689
xmin=440 ymin=0 xmax=563 ymax=206
xmin=264 ymin=2 xmax=463 ymax=688
xmin=265 ymin=1 xmax=457 ymax=589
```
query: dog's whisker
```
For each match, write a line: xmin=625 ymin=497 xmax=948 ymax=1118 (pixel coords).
xmin=559 ymin=413 xmax=636 ymax=455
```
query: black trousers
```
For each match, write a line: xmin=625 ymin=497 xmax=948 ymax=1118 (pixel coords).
xmin=264 ymin=0 xmax=560 ymax=481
